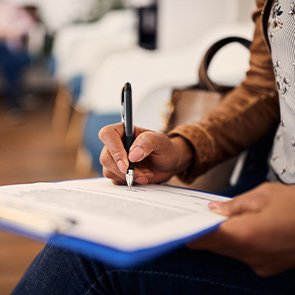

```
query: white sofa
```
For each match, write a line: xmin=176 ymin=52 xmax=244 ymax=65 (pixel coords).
xmin=79 ymin=22 xmax=254 ymax=123
xmin=52 ymin=9 xmax=137 ymax=82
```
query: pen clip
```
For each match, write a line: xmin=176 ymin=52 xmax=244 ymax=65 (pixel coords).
xmin=121 ymin=87 xmax=125 ymax=123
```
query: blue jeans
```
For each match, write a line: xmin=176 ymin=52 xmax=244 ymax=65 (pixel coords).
xmin=12 ymin=242 xmax=295 ymax=294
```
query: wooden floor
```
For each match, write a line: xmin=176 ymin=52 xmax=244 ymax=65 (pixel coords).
xmin=0 ymin=96 xmax=97 ymax=294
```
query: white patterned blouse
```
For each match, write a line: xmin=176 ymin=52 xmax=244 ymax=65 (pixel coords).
xmin=268 ymin=0 xmax=295 ymax=183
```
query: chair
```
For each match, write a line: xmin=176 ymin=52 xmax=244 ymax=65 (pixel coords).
xmin=80 ymin=22 xmax=253 ymax=118
xmin=50 ymin=9 xmax=137 ymax=140
xmin=80 ymin=112 xmax=121 ymax=174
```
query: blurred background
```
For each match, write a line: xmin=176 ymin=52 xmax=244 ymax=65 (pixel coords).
xmin=0 ymin=0 xmax=255 ymax=293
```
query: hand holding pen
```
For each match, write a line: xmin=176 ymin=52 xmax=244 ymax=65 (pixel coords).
xmin=98 ymin=84 xmax=193 ymax=186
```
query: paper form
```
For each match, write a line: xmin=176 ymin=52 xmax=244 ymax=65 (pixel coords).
xmin=0 ymin=178 xmax=228 ymax=251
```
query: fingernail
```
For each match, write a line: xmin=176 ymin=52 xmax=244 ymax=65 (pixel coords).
xmin=129 ymin=146 xmax=145 ymax=162
xmin=117 ymin=160 xmax=128 ymax=174
xmin=208 ymin=201 xmax=223 ymax=213
xmin=135 ymin=176 xmax=148 ymax=185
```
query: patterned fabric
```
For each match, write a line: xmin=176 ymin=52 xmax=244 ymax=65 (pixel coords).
xmin=268 ymin=0 xmax=295 ymax=183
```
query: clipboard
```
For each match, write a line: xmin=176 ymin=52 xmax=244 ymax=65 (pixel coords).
xmin=0 ymin=178 xmax=228 ymax=267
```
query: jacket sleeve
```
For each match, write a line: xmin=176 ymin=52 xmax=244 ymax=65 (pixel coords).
xmin=168 ymin=0 xmax=280 ymax=182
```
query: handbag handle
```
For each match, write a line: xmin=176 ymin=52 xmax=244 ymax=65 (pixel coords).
xmin=198 ymin=36 xmax=251 ymax=92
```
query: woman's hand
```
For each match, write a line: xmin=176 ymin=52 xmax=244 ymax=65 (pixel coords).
xmin=99 ymin=123 xmax=193 ymax=185
xmin=188 ymin=183 xmax=295 ymax=276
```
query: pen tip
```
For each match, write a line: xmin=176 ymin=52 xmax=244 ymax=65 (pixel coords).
xmin=126 ymin=169 xmax=134 ymax=190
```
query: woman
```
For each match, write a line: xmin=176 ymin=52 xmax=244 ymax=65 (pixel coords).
xmin=0 ymin=1 xmax=32 ymax=112
xmin=13 ymin=0 xmax=295 ymax=294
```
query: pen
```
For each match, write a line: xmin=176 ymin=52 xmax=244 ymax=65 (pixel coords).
xmin=121 ymin=82 xmax=135 ymax=189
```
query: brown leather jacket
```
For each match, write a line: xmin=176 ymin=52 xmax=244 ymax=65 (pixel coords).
xmin=168 ymin=0 xmax=279 ymax=182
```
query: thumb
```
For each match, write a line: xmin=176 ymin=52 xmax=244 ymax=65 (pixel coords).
xmin=208 ymin=190 xmax=266 ymax=217
xmin=128 ymin=132 xmax=168 ymax=163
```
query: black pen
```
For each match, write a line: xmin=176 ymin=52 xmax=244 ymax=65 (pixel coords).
xmin=121 ymin=82 xmax=135 ymax=189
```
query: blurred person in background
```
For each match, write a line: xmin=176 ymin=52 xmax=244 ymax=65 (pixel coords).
xmin=0 ymin=0 xmax=33 ymax=116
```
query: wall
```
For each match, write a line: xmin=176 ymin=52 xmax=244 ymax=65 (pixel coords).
xmin=158 ymin=0 xmax=256 ymax=49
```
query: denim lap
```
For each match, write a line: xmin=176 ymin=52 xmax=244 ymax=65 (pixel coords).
xmin=12 ymin=242 xmax=295 ymax=295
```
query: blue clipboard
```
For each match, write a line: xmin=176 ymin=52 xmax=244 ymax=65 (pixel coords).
xmin=0 ymin=218 xmax=222 ymax=267
xmin=0 ymin=179 xmax=228 ymax=267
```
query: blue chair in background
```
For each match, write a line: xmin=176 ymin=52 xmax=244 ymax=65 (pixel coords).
xmin=82 ymin=112 xmax=121 ymax=174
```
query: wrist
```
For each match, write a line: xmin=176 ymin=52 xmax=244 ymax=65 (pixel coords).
xmin=171 ymin=136 xmax=194 ymax=174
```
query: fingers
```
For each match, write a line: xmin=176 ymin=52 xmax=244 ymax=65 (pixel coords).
xmin=99 ymin=123 xmax=150 ymax=172
xmin=187 ymin=213 xmax=259 ymax=255
xmin=100 ymin=147 xmax=124 ymax=178
xmin=208 ymin=183 xmax=271 ymax=216
xmin=99 ymin=123 xmax=175 ymax=184
xmin=103 ymin=167 xmax=153 ymax=185
xmin=103 ymin=168 xmax=125 ymax=185
xmin=99 ymin=123 xmax=128 ymax=174
xmin=101 ymin=145 xmax=154 ymax=184
xmin=208 ymin=196 xmax=261 ymax=217
xmin=208 ymin=197 xmax=259 ymax=217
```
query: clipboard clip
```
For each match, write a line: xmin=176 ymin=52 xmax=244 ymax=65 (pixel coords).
xmin=0 ymin=206 xmax=77 ymax=235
